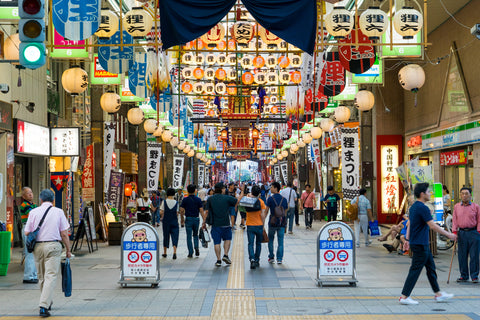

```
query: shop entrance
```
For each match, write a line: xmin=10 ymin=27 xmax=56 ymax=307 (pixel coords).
xmin=443 ymin=164 xmax=473 ymax=206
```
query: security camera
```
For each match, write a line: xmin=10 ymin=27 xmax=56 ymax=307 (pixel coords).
xmin=471 ymin=24 xmax=480 ymax=40
xmin=26 ymin=102 xmax=35 ymax=113
xmin=0 ymin=84 xmax=9 ymax=94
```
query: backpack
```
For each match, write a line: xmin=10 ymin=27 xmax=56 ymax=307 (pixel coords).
xmin=239 ymin=196 xmax=261 ymax=212
xmin=270 ymin=196 xmax=286 ymax=227
xmin=346 ymin=197 xmax=359 ymax=221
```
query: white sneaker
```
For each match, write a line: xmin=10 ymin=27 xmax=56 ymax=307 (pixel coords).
xmin=399 ymin=296 xmax=419 ymax=305
xmin=435 ymin=292 xmax=454 ymax=302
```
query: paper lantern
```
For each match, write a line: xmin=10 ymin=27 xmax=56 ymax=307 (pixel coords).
xmin=123 ymin=7 xmax=153 ymax=39
xmin=161 ymin=130 xmax=173 ymax=142
xmin=398 ymin=64 xmax=425 ymax=92
xmin=182 ymin=52 xmax=194 ymax=65
xmin=181 ymin=81 xmax=193 ymax=93
xmin=320 ymin=118 xmax=335 ymax=132
xmin=281 ymin=150 xmax=288 ymax=158
xmin=253 ymin=56 xmax=265 ymax=68
xmin=143 ymin=119 xmax=157 ymax=133
xmin=227 ymin=69 xmax=237 ymax=81
xmin=194 ymin=54 xmax=205 ymax=65
xmin=272 ymin=158 xmax=278 ymax=164
xmin=279 ymin=71 xmax=290 ymax=84
xmin=178 ymin=141 xmax=186 ymax=150
xmin=277 ymin=154 xmax=283 ymax=161
xmin=393 ymin=7 xmax=423 ymax=39
xmin=354 ymin=90 xmax=375 ymax=111
xmin=205 ymin=53 xmax=216 ymax=65
xmin=100 ymin=91 xmax=121 ymax=113
xmin=153 ymin=124 xmax=165 ymax=137
xmin=290 ymin=71 xmax=301 ymax=84
xmin=359 ymin=7 xmax=388 ymax=40
xmin=61 ymin=67 xmax=88 ymax=95
xmin=258 ymin=25 xmax=282 ymax=48
xmin=297 ymin=140 xmax=306 ymax=148
xmin=302 ymin=133 xmax=313 ymax=144
xmin=278 ymin=56 xmax=290 ymax=68
xmin=201 ymin=23 xmax=226 ymax=47
xmin=196 ymin=153 xmax=203 ymax=159
xmin=215 ymin=82 xmax=226 ymax=94
xmin=270 ymin=86 xmax=278 ymax=94
xmin=254 ymin=71 xmax=267 ymax=85
xmin=193 ymin=68 xmax=204 ymax=79
xmin=227 ymin=54 xmax=237 ymax=65
xmin=291 ymin=55 xmax=302 ymax=68
xmin=187 ymin=150 xmax=195 ymax=157
xmin=206 ymin=160 xmax=211 ymax=165
xmin=215 ymin=68 xmax=227 ymax=80
xmin=325 ymin=7 xmax=354 ymax=39
xmin=204 ymin=83 xmax=215 ymax=95
xmin=127 ymin=107 xmax=144 ymax=125
xmin=170 ymin=137 xmax=180 ymax=147
xmin=335 ymin=106 xmax=351 ymax=123
xmin=242 ymin=72 xmax=254 ymax=85
xmin=270 ymin=96 xmax=278 ymax=104
xmin=231 ymin=22 xmax=254 ymax=47
xmin=310 ymin=126 xmax=323 ymax=139
xmin=240 ymin=55 xmax=253 ymax=69
xmin=267 ymin=72 xmax=278 ymax=84
xmin=193 ymin=82 xmax=204 ymax=94
xmin=227 ymin=83 xmax=237 ymax=95
xmin=95 ymin=9 xmax=118 ymax=39
xmin=124 ymin=183 xmax=132 ymax=197
xmin=290 ymin=144 xmax=299 ymax=152
xmin=265 ymin=55 xmax=276 ymax=68
xmin=183 ymin=145 xmax=191 ymax=154
xmin=205 ymin=68 xmax=215 ymax=80
xmin=269 ymin=160 xmax=274 ymax=166
xmin=182 ymin=67 xmax=194 ymax=79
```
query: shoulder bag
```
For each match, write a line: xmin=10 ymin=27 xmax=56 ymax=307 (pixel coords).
xmin=26 ymin=206 xmax=53 ymax=253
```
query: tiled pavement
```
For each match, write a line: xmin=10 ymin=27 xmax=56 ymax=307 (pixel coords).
xmin=1 ymin=218 xmax=480 ymax=319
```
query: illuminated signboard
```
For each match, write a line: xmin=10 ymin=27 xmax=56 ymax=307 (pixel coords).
xmin=51 ymin=127 xmax=80 ymax=156
xmin=90 ymin=55 xmax=121 ymax=85
xmin=380 ymin=145 xmax=399 ymax=213
xmin=16 ymin=120 xmax=50 ymax=156
xmin=0 ymin=1 xmax=19 ymax=20
xmin=351 ymin=58 xmax=383 ymax=84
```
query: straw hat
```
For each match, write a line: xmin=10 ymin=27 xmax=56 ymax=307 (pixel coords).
xmin=141 ymin=188 xmax=149 ymax=198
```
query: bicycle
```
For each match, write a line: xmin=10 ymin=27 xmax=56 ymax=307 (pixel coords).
xmin=437 ymin=208 xmax=454 ymax=250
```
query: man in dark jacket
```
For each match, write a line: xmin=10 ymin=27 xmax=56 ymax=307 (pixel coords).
xmin=266 ymin=182 xmax=288 ymax=264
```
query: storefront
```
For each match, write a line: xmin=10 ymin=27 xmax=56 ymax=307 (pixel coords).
xmin=0 ymin=101 xmax=14 ymax=238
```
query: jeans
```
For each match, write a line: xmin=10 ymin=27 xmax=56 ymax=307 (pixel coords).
xmin=327 ymin=209 xmax=337 ymax=222
xmin=286 ymin=207 xmax=295 ymax=232
xmin=162 ymin=223 xmax=179 ymax=248
xmin=22 ymin=225 xmax=37 ymax=280
xmin=401 ymin=244 xmax=440 ymax=297
xmin=185 ymin=217 xmax=200 ymax=255
xmin=457 ymin=229 xmax=480 ymax=280
xmin=354 ymin=215 xmax=369 ymax=246
xmin=152 ymin=210 xmax=161 ymax=225
xmin=268 ymin=226 xmax=285 ymax=261
xmin=304 ymin=208 xmax=314 ymax=227
xmin=247 ymin=225 xmax=263 ymax=262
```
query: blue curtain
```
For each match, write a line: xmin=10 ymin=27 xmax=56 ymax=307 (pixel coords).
xmin=159 ymin=0 xmax=316 ymax=54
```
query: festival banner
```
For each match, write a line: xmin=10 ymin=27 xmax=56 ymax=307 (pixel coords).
xmin=128 ymin=52 xmax=148 ymax=99
xmin=311 ymin=138 xmax=323 ymax=195
xmin=146 ymin=143 xmax=162 ymax=192
xmin=103 ymin=122 xmax=116 ymax=194
xmin=52 ymin=0 xmax=101 ymax=40
xmin=279 ymin=161 xmax=288 ymax=185
xmin=82 ymin=144 xmax=95 ymax=202
xmin=98 ymin=29 xmax=134 ymax=75
xmin=172 ymin=155 xmax=185 ymax=189
xmin=108 ymin=171 xmax=125 ymax=215
xmin=198 ymin=163 xmax=205 ymax=187
xmin=341 ymin=127 xmax=360 ymax=200
xmin=274 ymin=164 xmax=281 ymax=183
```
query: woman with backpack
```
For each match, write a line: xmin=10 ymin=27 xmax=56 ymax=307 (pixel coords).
xmin=245 ymin=185 xmax=267 ymax=269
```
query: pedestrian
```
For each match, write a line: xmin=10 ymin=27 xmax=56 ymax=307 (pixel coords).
xmin=245 ymin=185 xmax=267 ymax=269
xmin=322 ymin=186 xmax=341 ymax=222
xmin=204 ymin=182 xmax=237 ymax=267
xmin=197 ymin=185 xmax=208 ymax=208
xmin=174 ymin=189 xmax=184 ymax=217
xmin=399 ymin=182 xmax=456 ymax=305
xmin=19 ymin=187 xmax=38 ymax=284
xmin=150 ymin=191 xmax=161 ymax=227
xmin=443 ymin=185 xmax=451 ymax=214
xmin=179 ymin=184 xmax=205 ymax=258
xmin=280 ymin=182 xmax=297 ymax=234
xmin=136 ymin=188 xmax=152 ymax=223
xmin=160 ymin=188 xmax=180 ymax=259
xmin=300 ymin=184 xmax=316 ymax=229
xmin=351 ymin=188 xmax=374 ymax=248
xmin=266 ymin=182 xmax=288 ymax=264
xmin=293 ymin=186 xmax=300 ymax=226
xmin=227 ymin=182 xmax=238 ymax=229
xmin=260 ymin=185 xmax=267 ymax=204
xmin=452 ymin=187 xmax=480 ymax=283
xmin=24 ymin=189 xmax=71 ymax=317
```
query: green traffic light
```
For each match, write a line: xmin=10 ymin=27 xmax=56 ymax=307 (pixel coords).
xmin=22 ymin=43 xmax=42 ymax=62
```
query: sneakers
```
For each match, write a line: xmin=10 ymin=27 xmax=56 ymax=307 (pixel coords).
xmin=435 ymin=292 xmax=454 ymax=302
xmin=187 ymin=254 xmax=193 ymax=258
xmin=250 ymin=260 xmax=256 ymax=269
xmin=277 ymin=260 xmax=282 ymax=265
xmin=399 ymin=296 xmax=419 ymax=305
xmin=215 ymin=260 xmax=222 ymax=267
xmin=288 ymin=231 xmax=293 ymax=234
xmin=222 ymin=255 xmax=232 ymax=265
xmin=472 ymin=278 xmax=479 ymax=283
xmin=195 ymin=248 xmax=200 ymax=257
xmin=268 ymin=258 xmax=275 ymax=264
xmin=456 ymin=277 xmax=468 ymax=283
xmin=39 ymin=307 xmax=51 ymax=317
xmin=23 ymin=279 xmax=38 ymax=284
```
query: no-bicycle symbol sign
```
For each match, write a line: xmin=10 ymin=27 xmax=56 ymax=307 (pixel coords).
xmin=128 ymin=251 xmax=139 ymax=263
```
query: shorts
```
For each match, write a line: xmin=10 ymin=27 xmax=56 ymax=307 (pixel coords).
xmin=211 ymin=226 xmax=232 ymax=245
xmin=229 ymin=207 xmax=237 ymax=217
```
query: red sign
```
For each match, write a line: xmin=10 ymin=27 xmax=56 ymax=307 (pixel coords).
xmin=82 ymin=145 xmax=95 ymax=202
xmin=94 ymin=56 xmax=117 ymax=78
xmin=319 ymin=52 xmax=346 ymax=97
xmin=440 ymin=150 xmax=467 ymax=166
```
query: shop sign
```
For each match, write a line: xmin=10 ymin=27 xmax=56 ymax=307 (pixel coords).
xmin=0 ymin=101 xmax=13 ymax=131
xmin=422 ymin=121 xmax=480 ymax=151
xmin=172 ymin=155 xmax=185 ymax=189
xmin=90 ymin=55 xmax=121 ymax=85
xmin=274 ymin=164 xmax=280 ymax=183
xmin=103 ymin=122 xmax=116 ymax=193
xmin=381 ymin=19 xmax=422 ymax=57
xmin=82 ymin=145 xmax=95 ymax=202
xmin=50 ymin=29 xmax=88 ymax=59
xmin=380 ymin=145 xmax=399 ymax=213
xmin=0 ymin=1 xmax=18 ymax=20
xmin=146 ymin=143 xmax=162 ymax=192
xmin=279 ymin=160 xmax=288 ymax=185
xmin=121 ymin=76 xmax=145 ymax=102
xmin=311 ymin=138 xmax=322 ymax=195
xmin=16 ymin=120 xmax=50 ymax=156
xmin=51 ymin=127 xmax=80 ymax=156
xmin=108 ymin=171 xmax=124 ymax=215
xmin=440 ymin=149 xmax=467 ymax=166
xmin=6 ymin=133 xmax=14 ymax=236
xmin=198 ymin=163 xmax=205 ymax=187
xmin=341 ymin=127 xmax=359 ymax=200
xmin=351 ymin=58 xmax=383 ymax=84
xmin=318 ymin=221 xmax=354 ymax=277
xmin=433 ymin=183 xmax=443 ymax=223
xmin=122 ymin=223 xmax=158 ymax=277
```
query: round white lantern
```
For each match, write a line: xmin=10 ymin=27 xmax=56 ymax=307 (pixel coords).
xmin=206 ymin=160 xmax=211 ymax=165
xmin=359 ymin=7 xmax=388 ymax=40
xmin=266 ymin=71 xmax=278 ymax=84
xmin=291 ymin=55 xmax=302 ymax=68
xmin=354 ymin=90 xmax=375 ymax=111
xmin=183 ymin=145 xmax=191 ymax=154
xmin=143 ymin=119 xmax=157 ymax=133
xmin=271 ymin=158 xmax=277 ymax=164
xmin=100 ymin=91 xmax=121 ymax=113
xmin=227 ymin=54 xmax=236 ymax=65
xmin=204 ymin=68 xmax=215 ymax=80
xmin=61 ymin=67 xmax=88 ymax=95
xmin=269 ymin=160 xmax=274 ymax=166
xmin=196 ymin=153 xmax=203 ymax=159
xmin=254 ymin=71 xmax=267 ymax=85
xmin=227 ymin=69 xmax=237 ymax=81
xmin=325 ymin=7 xmax=354 ymax=39
xmin=398 ymin=64 xmax=425 ymax=92
xmin=188 ymin=150 xmax=195 ymax=157
xmin=123 ymin=7 xmax=153 ymax=39
xmin=240 ymin=55 xmax=254 ymax=69
xmin=95 ymin=9 xmax=119 ymax=39
xmin=4 ymin=33 xmax=20 ymax=63
xmin=297 ymin=140 xmax=306 ymax=148
xmin=217 ymin=54 xmax=227 ymax=65
xmin=193 ymin=82 xmax=204 ymax=94
xmin=215 ymin=82 xmax=226 ymax=94
xmin=310 ymin=126 xmax=323 ymax=139
xmin=334 ymin=106 xmax=351 ymax=123
xmin=302 ymin=133 xmax=313 ymax=144
xmin=127 ymin=107 xmax=144 ymax=125
xmin=279 ymin=71 xmax=290 ymax=84
xmin=320 ymin=118 xmax=335 ymax=132
xmin=205 ymin=53 xmax=217 ymax=65
xmin=177 ymin=141 xmax=186 ymax=150
xmin=277 ymin=154 xmax=283 ymax=161
xmin=281 ymin=150 xmax=288 ymax=158
xmin=393 ymin=7 xmax=423 ymax=39
xmin=204 ymin=83 xmax=215 ymax=95
xmin=161 ymin=130 xmax=173 ymax=142
xmin=170 ymin=136 xmax=180 ymax=147
xmin=290 ymin=144 xmax=299 ymax=152
xmin=265 ymin=55 xmax=277 ymax=68
xmin=182 ymin=52 xmax=194 ymax=65
xmin=194 ymin=54 xmax=204 ymax=65
xmin=153 ymin=124 xmax=164 ymax=137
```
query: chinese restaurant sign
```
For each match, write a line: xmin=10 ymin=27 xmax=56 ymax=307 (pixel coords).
xmin=341 ymin=127 xmax=359 ymax=200
xmin=146 ymin=143 xmax=162 ymax=192
xmin=440 ymin=149 xmax=467 ymax=166
xmin=172 ymin=155 xmax=184 ymax=189
xmin=51 ymin=127 xmax=80 ymax=156
xmin=82 ymin=145 xmax=95 ymax=202
xmin=380 ymin=145 xmax=399 ymax=213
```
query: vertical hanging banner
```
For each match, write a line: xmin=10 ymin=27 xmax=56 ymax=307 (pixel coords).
xmin=204 ymin=166 xmax=209 ymax=186
xmin=52 ymin=0 xmax=101 ymax=41
xmin=274 ymin=165 xmax=281 ymax=183
xmin=98 ymin=28 xmax=134 ymax=74
xmin=104 ymin=122 xmax=116 ymax=194
xmin=146 ymin=143 xmax=162 ymax=192
xmin=82 ymin=144 xmax=95 ymax=202
xmin=341 ymin=127 xmax=360 ymax=200
xmin=311 ymin=138 xmax=323 ymax=195
xmin=318 ymin=52 xmax=346 ymax=97
xmin=198 ymin=163 xmax=205 ymax=187
xmin=128 ymin=52 xmax=148 ymax=99
xmin=279 ymin=161 xmax=288 ymax=185
xmin=172 ymin=155 xmax=185 ymax=189
xmin=108 ymin=171 xmax=125 ymax=215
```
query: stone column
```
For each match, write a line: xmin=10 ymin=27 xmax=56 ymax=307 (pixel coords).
xmin=473 ymin=144 xmax=480 ymax=202
xmin=431 ymin=151 xmax=441 ymax=183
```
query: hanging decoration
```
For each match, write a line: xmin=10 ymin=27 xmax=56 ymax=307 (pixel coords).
xmin=318 ymin=52 xmax=346 ymax=97
xmin=325 ymin=7 xmax=354 ymax=39
xmin=205 ymin=68 xmax=215 ymax=80
xmin=258 ymin=25 xmax=283 ymax=48
xmin=338 ymin=25 xmax=376 ymax=74
xmin=100 ymin=91 xmax=121 ymax=113
xmin=61 ymin=67 xmax=88 ymax=96
xmin=398 ymin=64 xmax=425 ymax=92
xmin=253 ymin=56 xmax=265 ymax=68
xmin=354 ymin=90 xmax=375 ymax=111
xmin=201 ymin=23 xmax=226 ymax=47
xmin=95 ymin=9 xmax=119 ymax=39
xmin=52 ymin=0 xmax=101 ymax=41
xmin=231 ymin=21 xmax=255 ymax=47
xmin=123 ymin=7 xmax=154 ymax=39
xmin=128 ymin=52 xmax=148 ymax=99
xmin=205 ymin=53 xmax=217 ymax=65
xmin=359 ymin=6 xmax=388 ymax=40
xmin=98 ymin=28 xmax=134 ymax=75
xmin=393 ymin=7 xmax=423 ymax=39
xmin=182 ymin=52 xmax=194 ymax=64
xmin=215 ymin=68 xmax=227 ymax=80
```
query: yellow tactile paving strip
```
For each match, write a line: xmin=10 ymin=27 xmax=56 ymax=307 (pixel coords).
xmin=226 ymin=229 xmax=245 ymax=289
xmin=210 ymin=289 xmax=256 ymax=319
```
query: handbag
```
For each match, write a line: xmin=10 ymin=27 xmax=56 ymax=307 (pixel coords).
xmin=61 ymin=258 xmax=72 ymax=297
xmin=26 ymin=206 xmax=52 ymax=253
xmin=262 ymin=228 xmax=269 ymax=243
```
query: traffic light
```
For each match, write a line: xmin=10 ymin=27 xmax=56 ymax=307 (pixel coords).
xmin=18 ymin=0 xmax=45 ymax=69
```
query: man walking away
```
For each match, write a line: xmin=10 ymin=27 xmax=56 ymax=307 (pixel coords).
xmin=266 ymin=182 xmax=288 ymax=264
xmin=205 ymin=183 xmax=238 ymax=267
xmin=227 ymin=183 xmax=238 ymax=229
xmin=399 ymin=183 xmax=456 ymax=305
xmin=452 ymin=187 xmax=480 ymax=283
xmin=25 ymin=189 xmax=71 ymax=317
xmin=280 ymin=182 xmax=297 ymax=234
xmin=150 ymin=191 xmax=161 ymax=227
xmin=20 ymin=187 xmax=38 ymax=284
xmin=300 ymin=184 xmax=316 ymax=229
xmin=180 ymin=184 xmax=205 ymax=258
xmin=322 ymin=186 xmax=340 ymax=222
xmin=351 ymin=188 xmax=374 ymax=248
xmin=246 ymin=185 xmax=267 ymax=269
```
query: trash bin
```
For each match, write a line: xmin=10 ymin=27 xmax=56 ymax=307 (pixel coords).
xmin=0 ymin=231 xmax=12 ymax=276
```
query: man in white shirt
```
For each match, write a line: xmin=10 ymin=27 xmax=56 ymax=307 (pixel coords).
xmin=280 ymin=182 xmax=297 ymax=234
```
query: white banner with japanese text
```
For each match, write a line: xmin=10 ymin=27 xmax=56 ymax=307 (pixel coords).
xmin=311 ymin=138 xmax=323 ymax=195
xmin=198 ymin=163 xmax=205 ymax=187
xmin=103 ymin=122 xmax=116 ymax=194
xmin=147 ymin=143 xmax=162 ymax=192
xmin=279 ymin=161 xmax=288 ymax=185
xmin=172 ymin=155 xmax=185 ymax=189
xmin=274 ymin=165 xmax=281 ymax=183
xmin=341 ymin=127 xmax=360 ymax=200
